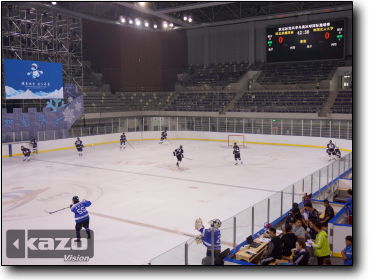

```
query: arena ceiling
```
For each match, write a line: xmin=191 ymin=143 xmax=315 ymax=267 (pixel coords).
xmin=17 ymin=2 xmax=353 ymax=30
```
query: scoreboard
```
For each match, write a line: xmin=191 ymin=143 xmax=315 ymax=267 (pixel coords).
xmin=266 ymin=20 xmax=345 ymax=63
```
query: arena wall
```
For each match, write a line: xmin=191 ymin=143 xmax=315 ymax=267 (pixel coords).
xmin=3 ymin=131 xmax=352 ymax=158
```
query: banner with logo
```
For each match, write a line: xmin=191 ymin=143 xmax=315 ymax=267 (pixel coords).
xmin=4 ymin=59 xmax=63 ymax=99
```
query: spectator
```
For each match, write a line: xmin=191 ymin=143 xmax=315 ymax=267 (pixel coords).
xmin=322 ymin=258 xmax=332 ymax=265
xmin=292 ymin=219 xmax=305 ymax=241
xmin=341 ymin=236 xmax=352 ymax=265
xmin=316 ymin=82 xmax=320 ymax=89
xmin=257 ymin=128 xmax=261 ymax=134
xmin=285 ymin=207 xmax=302 ymax=227
xmin=291 ymin=240 xmax=310 ymax=265
xmin=306 ymin=219 xmax=318 ymax=241
xmin=308 ymin=223 xmax=331 ymax=266
xmin=214 ymin=258 xmax=224 ymax=265
xmin=258 ymin=227 xmax=282 ymax=265
xmin=286 ymin=128 xmax=290 ymax=135
xmin=302 ymin=201 xmax=319 ymax=228
xmin=136 ymin=125 xmax=140 ymax=131
xmin=216 ymin=74 xmax=219 ymax=81
xmin=300 ymin=192 xmax=312 ymax=216
xmin=281 ymin=224 xmax=298 ymax=257
xmin=320 ymin=199 xmax=335 ymax=227
xmin=344 ymin=189 xmax=352 ymax=225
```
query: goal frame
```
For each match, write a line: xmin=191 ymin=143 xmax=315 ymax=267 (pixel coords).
xmin=228 ymin=135 xmax=246 ymax=147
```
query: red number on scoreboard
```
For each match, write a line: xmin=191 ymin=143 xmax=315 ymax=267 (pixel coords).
xmin=325 ymin=32 xmax=330 ymax=39
xmin=279 ymin=37 xmax=283 ymax=43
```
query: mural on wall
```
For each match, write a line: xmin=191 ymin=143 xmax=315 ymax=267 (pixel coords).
xmin=2 ymin=83 xmax=83 ymax=142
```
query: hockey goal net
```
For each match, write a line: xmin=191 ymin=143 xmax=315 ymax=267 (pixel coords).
xmin=228 ymin=135 xmax=246 ymax=147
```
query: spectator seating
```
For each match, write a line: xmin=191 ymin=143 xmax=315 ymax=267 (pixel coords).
xmin=258 ymin=60 xmax=339 ymax=86
xmin=117 ymin=92 xmax=174 ymax=111
xmin=330 ymin=90 xmax=352 ymax=114
xmin=166 ymin=92 xmax=236 ymax=112
xmin=83 ymin=92 xmax=130 ymax=113
xmin=229 ymin=91 xmax=330 ymax=113
xmin=184 ymin=61 xmax=258 ymax=88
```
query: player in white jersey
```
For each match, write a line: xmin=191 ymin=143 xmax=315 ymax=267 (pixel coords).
xmin=233 ymin=142 xmax=243 ymax=165
xmin=326 ymin=140 xmax=336 ymax=161
xmin=173 ymin=145 xmax=184 ymax=167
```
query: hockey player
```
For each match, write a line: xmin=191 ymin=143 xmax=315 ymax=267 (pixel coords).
xmin=334 ymin=146 xmax=341 ymax=159
xmin=159 ymin=130 xmax=167 ymax=144
xmin=326 ymin=140 xmax=336 ymax=161
xmin=75 ymin=137 xmax=84 ymax=156
xmin=29 ymin=137 xmax=37 ymax=154
xmin=233 ymin=142 xmax=243 ymax=165
xmin=173 ymin=145 xmax=184 ymax=167
xmin=195 ymin=218 xmax=222 ymax=265
xmin=70 ymin=196 xmax=92 ymax=242
xmin=21 ymin=146 xmax=31 ymax=162
xmin=120 ymin=133 xmax=127 ymax=149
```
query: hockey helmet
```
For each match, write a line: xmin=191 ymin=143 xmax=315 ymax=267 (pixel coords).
xmin=77 ymin=137 xmax=80 ymax=140
xmin=31 ymin=63 xmax=38 ymax=70
xmin=329 ymin=140 xmax=332 ymax=143
xmin=123 ymin=133 xmax=125 ymax=135
xmin=209 ymin=219 xmax=222 ymax=228
xmin=234 ymin=142 xmax=237 ymax=145
xmin=72 ymin=196 xmax=79 ymax=203
xmin=21 ymin=146 xmax=24 ymax=149
xmin=180 ymin=145 xmax=183 ymax=148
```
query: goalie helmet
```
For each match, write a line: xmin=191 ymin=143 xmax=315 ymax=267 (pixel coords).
xmin=72 ymin=196 xmax=79 ymax=203
xmin=209 ymin=219 xmax=222 ymax=228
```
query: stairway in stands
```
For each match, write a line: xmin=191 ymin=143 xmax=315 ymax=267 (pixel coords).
xmin=319 ymin=91 xmax=339 ymax=117
xmin=220 ymin=92 xmax=243 ymax=114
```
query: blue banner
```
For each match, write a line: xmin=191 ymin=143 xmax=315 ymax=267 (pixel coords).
xmin=4 ymin=59 xmax=63 ymax=99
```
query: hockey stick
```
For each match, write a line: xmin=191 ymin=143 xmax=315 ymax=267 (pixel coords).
xmin=183 ymin=157 xmax=193 ymax=160
xmin=44 ymin=206 xmax=69 ymax=214
xmin=127 ymin=141 xmax=134 ymax=149
xmin=165 ymin=138 xmax=172 ymax=144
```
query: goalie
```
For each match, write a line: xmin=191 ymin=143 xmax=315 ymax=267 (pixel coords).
xmin=195 ymin=218 xmax=222 ymax=265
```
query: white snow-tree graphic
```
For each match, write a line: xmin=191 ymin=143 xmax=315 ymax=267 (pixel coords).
xmin=62 ymin=107 xmax=75 ymax=123
xmin=68 ymin=96 xmax=74 ymax=103
xmin=74 ymin=101 xmax=82 ymax=111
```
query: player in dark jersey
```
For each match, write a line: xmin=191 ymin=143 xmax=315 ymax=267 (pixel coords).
xmin=326 ymin=140 xmax=335 ymax=161
xmin=334 ymin=146 xmax=341 ymax=159
xmin=173 ymin=145 xmax=184 ymax=167
xmin=233 ymin=142 xmax=243 ymax=165
xmin=75 ymin=137 xmax=84 ymax=156
xmin=120 ymin=133 xmax=127 ymax=149
xmin=21 ymin=146 xmax=31 ymax=162
xmin=159 ymin=131 xmax=167 ymax=144
xmin=29 ymin=137 xmax=37 ymax=154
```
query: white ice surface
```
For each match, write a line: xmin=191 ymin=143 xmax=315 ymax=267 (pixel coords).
xmin=2 ymin=140 xmax=345 ymax=265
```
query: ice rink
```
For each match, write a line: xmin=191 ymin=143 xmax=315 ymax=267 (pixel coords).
xmin=2 ymin=139 xmax=347 ymax=265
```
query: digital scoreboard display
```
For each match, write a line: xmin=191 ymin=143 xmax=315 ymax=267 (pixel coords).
xmin=266 ymin=20 xmax=345 ymax=63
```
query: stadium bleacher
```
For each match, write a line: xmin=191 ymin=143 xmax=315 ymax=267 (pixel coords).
xmin=83 ymin=91 xmax=130 ymax=113
xmin=330 ymin=90 xmax=352 ymax=114
xmin=166 ymin=92 xmax=236 ymax=112
xmin=117 ymin=92 xmax=174 ymax=111
xmin=229 ymin=90 xmax=330 ymax=113
xmin=258 ymin=60 xmax=339 ymax=86
xmin=184 ymin=61 xmax=260 ymax=88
